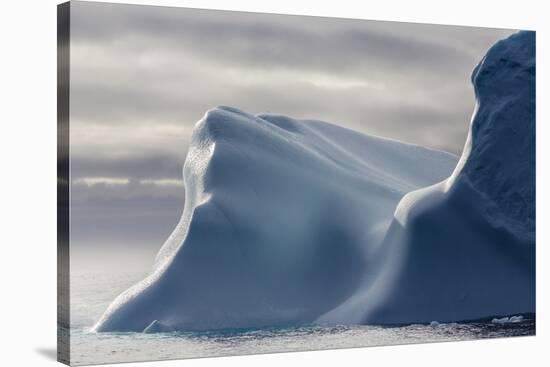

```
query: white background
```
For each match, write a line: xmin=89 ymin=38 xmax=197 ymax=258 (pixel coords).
xmin=0 ymin=0 xmax=547 ymax=366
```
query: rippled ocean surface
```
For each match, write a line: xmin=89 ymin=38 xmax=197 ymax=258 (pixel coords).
xmin=68 ymin=271 xmax=535 ymax=366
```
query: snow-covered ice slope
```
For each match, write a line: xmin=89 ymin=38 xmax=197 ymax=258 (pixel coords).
xmin=340 ymin=31 xmax=535 ymax=325
xmin=93 ymin=107 xmax=457 ymax=332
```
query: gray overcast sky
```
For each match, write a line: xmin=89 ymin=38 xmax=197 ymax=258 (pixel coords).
xmin=68 ymin=1 xmax=515 ymax=268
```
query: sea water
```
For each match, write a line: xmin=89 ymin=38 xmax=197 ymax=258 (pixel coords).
xmin=67 ymin=271 xmax=535 ymax=366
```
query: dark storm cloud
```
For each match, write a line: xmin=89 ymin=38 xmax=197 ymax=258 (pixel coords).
xmin=67 ymin=1 xmax=515 ymax=257
xmin=71 ymin=1 xmax=476 ymax=78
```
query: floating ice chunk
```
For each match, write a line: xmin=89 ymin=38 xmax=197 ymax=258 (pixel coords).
xmin=491 ymin=316 xmax=524 ymax=324
xmin=509 ymin=315 xmax=524 ymax=323
xmin=492 ymin=317 xmax=510 ymax=324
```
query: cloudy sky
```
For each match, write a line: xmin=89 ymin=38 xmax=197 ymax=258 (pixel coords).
xmin=68 ymin=1 xmax=515 ymax=271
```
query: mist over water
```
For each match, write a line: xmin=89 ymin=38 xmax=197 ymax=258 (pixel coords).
xmin=70 ymin=248 xmax=156 ymax=277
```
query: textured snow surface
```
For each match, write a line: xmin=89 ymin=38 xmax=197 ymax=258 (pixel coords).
xmin=93 ymin=31 xmax=534 ymax=332
xmin=357 ymin=31 xmax=536 ymax=325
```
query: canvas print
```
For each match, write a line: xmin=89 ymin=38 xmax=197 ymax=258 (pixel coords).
xmin=57 ymin=1 xmax=536 ymax=365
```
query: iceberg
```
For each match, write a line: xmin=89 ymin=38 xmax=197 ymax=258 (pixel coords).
xmin=331 ymin=31 xmax=534 ymax=325
xmin=92 ymin=106 xmax=456 ymax=332
xmin=93 ymin=31 xmax=535 ymax=332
